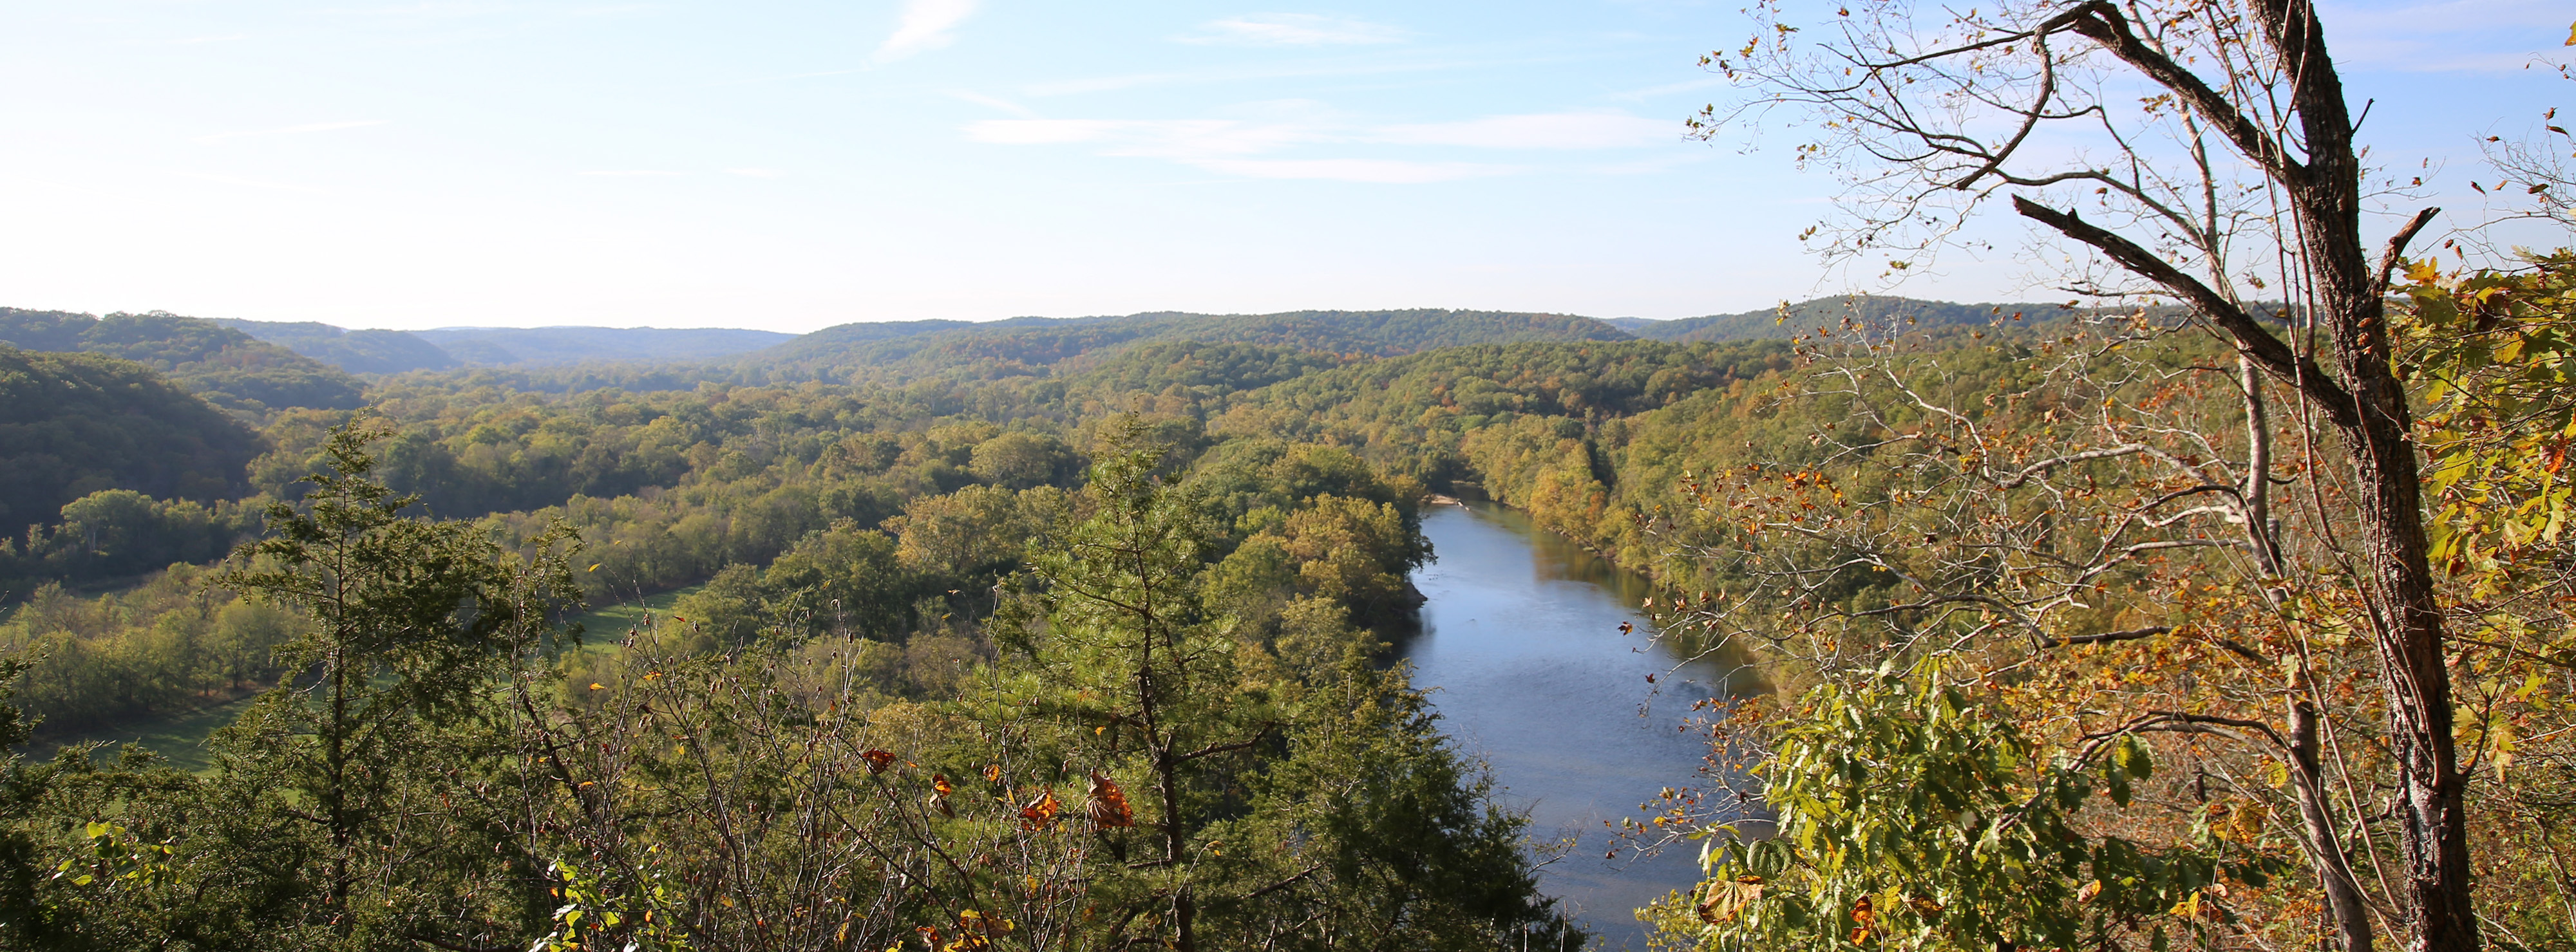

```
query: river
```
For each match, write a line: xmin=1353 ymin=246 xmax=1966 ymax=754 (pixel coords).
xmin=1402 ymin=501 xmax=1749 ymax=949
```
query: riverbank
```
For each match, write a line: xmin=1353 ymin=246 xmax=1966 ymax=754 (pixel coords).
xmin=1404 ymin=502 xmax=1753 ymax=949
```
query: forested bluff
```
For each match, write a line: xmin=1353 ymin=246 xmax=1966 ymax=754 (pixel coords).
xmin=2 ymin=274 xmax=2574 ymax=951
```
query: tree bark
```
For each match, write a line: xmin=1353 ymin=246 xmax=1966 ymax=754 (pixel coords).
xmin=2251 ymin=1 xmax=2477 ymax=946
xmin=2018 ymin=3 xmax=2479 ymax=947
xmin=2292 ymin=699 xmax=2378 ymax=952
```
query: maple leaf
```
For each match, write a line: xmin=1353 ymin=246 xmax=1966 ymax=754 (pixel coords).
xmin=1086 ymin=771 xmax=1135 ymax=828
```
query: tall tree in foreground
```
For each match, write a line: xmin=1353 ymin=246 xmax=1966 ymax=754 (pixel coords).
xmin=213 ymin=416 xmax=579 ymax=947
xmin=1689 ymin=1 xmax=2472 ymax=950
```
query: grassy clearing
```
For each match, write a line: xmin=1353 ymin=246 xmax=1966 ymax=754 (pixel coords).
xmin=12 ymin=584 xmax=708 ymax=775
xmin=26 ymin=693 xmax=261 ymax=774
xmin=563 ymin=584 xmax=700 ymax=656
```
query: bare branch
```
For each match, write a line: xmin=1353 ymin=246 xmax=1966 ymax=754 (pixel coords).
xmin=2012 ymin=196 xmax=2360 ymax=427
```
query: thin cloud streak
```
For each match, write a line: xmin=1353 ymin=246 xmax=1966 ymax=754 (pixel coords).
xmin=178 ymin=171 xmax=328 ymax=193
xmin=2316 ymin=0 xmax=2572 ymax=71
xmin=1021 ymin=54 xmax=1532 ymax=97
xmin=967 ymin=109 xmax=1674 ymax=154
xmin=965 ymin=108 xmax=1676 ymax=182
xmin=1176 ymin=14 xmax=1406 ymax=47
xmin=877 ymin=0 xmax=980 ymax=61
xmin=578 ymin=169 xmax=685 ymax=176
xmin=1195 ymin=158 xmax=1515 ymax=183
xmin=194 ymin=119 xmax=389 ymax=144
xmin=701 ymin=68 xmax=865 ymax=88
xmin=1605 ymin=76 xmax=1727 ymax=101
xmin=1378 ymin=111 xmax=1678 ymax=149
xmin=948 ymin=90 xmax=1040 ymax=118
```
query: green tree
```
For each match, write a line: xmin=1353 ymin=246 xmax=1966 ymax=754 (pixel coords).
xmin=2398 ymin=251 xmax=2576 ymax=946
xmin=1000 ymin=421 xmax=1267 ymax=950
xmin=993 ymin=420 xmax=1574 ymax=951
xmin=1696 ymin=0 xmax=2477 ymax=946
xmin=211 ymin=415 xmax=578 ymax=945
xmin=1647 ymin=661 xmax=2284 ymax=952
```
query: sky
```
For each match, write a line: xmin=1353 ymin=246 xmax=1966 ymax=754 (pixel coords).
xmin=0 ymin=0 xmax=2569 ymax=333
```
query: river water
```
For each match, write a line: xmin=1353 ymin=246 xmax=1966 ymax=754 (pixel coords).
xmin=1401 ymin=502 xmax=1747 ymax=949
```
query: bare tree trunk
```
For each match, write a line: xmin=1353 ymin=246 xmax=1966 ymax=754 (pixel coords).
xmin=2292 ymin=699 xmax=2379 ymax=952
xmin=2240 ymin=357 xmax=2282 ymax=577
xmin=2334 ymin=319 xmax=2477 ymax=952
xmin=1709 ymin=0 xmax=2483 ymax=942
xmin=2259 ymin=1 xmax=2476 ymax=944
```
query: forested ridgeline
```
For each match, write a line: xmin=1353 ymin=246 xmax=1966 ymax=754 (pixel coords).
xmin=0 ymin=309 xmax=365 ymax=416
xmin=0 ymin=419 xmax=1581 ymax=950
xmin=3 ymin=304 xmax=2067 ymax=738
xmin=0 ymin=346 xmax=267 ymax=597
xmin=29 ymin=277 xmax=2576 ymax=952
xmin=1602 ymin=294 xmax=2089 ymax=342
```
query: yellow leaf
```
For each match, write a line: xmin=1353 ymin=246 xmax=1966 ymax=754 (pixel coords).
xmin=589 ymin=682 xmax=605 ymax=691
xmin=587 ymin=563 xmax=601 ymax=572
xmin=2565 ymin=19 xmax=2575 ymax=44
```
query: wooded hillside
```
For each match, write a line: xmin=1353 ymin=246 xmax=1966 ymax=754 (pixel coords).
xmin=0 ymin=345 xmax=261 ymax=531
xmin=0 ymin=309 xmax=365 ymax=415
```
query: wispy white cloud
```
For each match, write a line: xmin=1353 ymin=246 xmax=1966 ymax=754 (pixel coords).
xmin=1588 ymin=153 xmax=1714 ymax=176
xmin=703 ymin=68 xmax=864 ymax=88
xmin=1605 ymin=76 xmax=1727 ymax=101
xmin=1022 ymin=56 xmax=1505 ymax=97
xmin=578 ymin=169 xmax=684 ymax=176
xmin=726 ymin=168 xmax=783 ymax=178
xmin=965 ymin=107 xmax=1676 ymax=182
xmin=878 ymin=0 xmax=980 ymax=61
xmin=1177 ymin=14 xmax=1406 ymax=46
xmin=179 ymin=171 xmax=327 ymax=193
xmin=1025 ymin=73 xmax=1191 ymax=97
xmin=1193 ymin=158 xmax=1514 ymax=183
xmin=948 ymin=90 xmax=1039 ymax=118
xmin=173 ymin=33 xmax=247 ymax=45
xmin=967 ymin=118 xmax=1321 ymax=158
xmin=2316 ymin=0 xmax=2571 ymax=71
xmin=1378 ymin=111 xmax=1676 ymax=149
xmin=194 ymin=119 xmax=388 ymax=144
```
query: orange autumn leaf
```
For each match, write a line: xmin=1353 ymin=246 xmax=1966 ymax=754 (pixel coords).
xmin=1086 ymin=770 xmax=1134 ymax=828
xmin=1019 ymin=789 xmax=1061 ymax=830
xmin=928 ymin=773 xmax=956 ymax=817
xmin=860 ymin=750 xmax=896 ymax=775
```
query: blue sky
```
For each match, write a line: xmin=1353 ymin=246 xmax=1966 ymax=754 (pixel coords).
xmin=0 ymin=0 xmax=2568 ymax=332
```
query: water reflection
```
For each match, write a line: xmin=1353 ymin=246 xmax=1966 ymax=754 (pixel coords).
xmin=1401 ymin=503 xmax=1753 ymax=948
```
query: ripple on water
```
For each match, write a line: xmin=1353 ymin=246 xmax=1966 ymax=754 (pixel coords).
xmin=1401 ymin=503 xmax=1759 ymax=949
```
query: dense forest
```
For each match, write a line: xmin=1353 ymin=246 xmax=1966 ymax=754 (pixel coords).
xmin=0 ymin=309 xmax=366 ymax=417
xmin=7 ymin=233 xmax=2576 ymax=951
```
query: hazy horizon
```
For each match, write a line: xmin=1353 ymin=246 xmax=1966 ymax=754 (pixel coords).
xmin=5 ymin=0 xmax=2568 ymax=333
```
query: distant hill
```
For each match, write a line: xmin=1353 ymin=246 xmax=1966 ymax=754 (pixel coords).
xmin=214 ymin=318 xmax=459 ymax=374
xmin=1607 ymin=295 xmax=2087 ymax=342
xmin=0 ymin=344 xmax=263 ymax=529
xmin=748 ymin=309 xmax=1632 ymax=384
xmin=0 ymin=308 xmax=367 ymax=415
xmin=413 ymin=326 xmax=798 ymax=366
